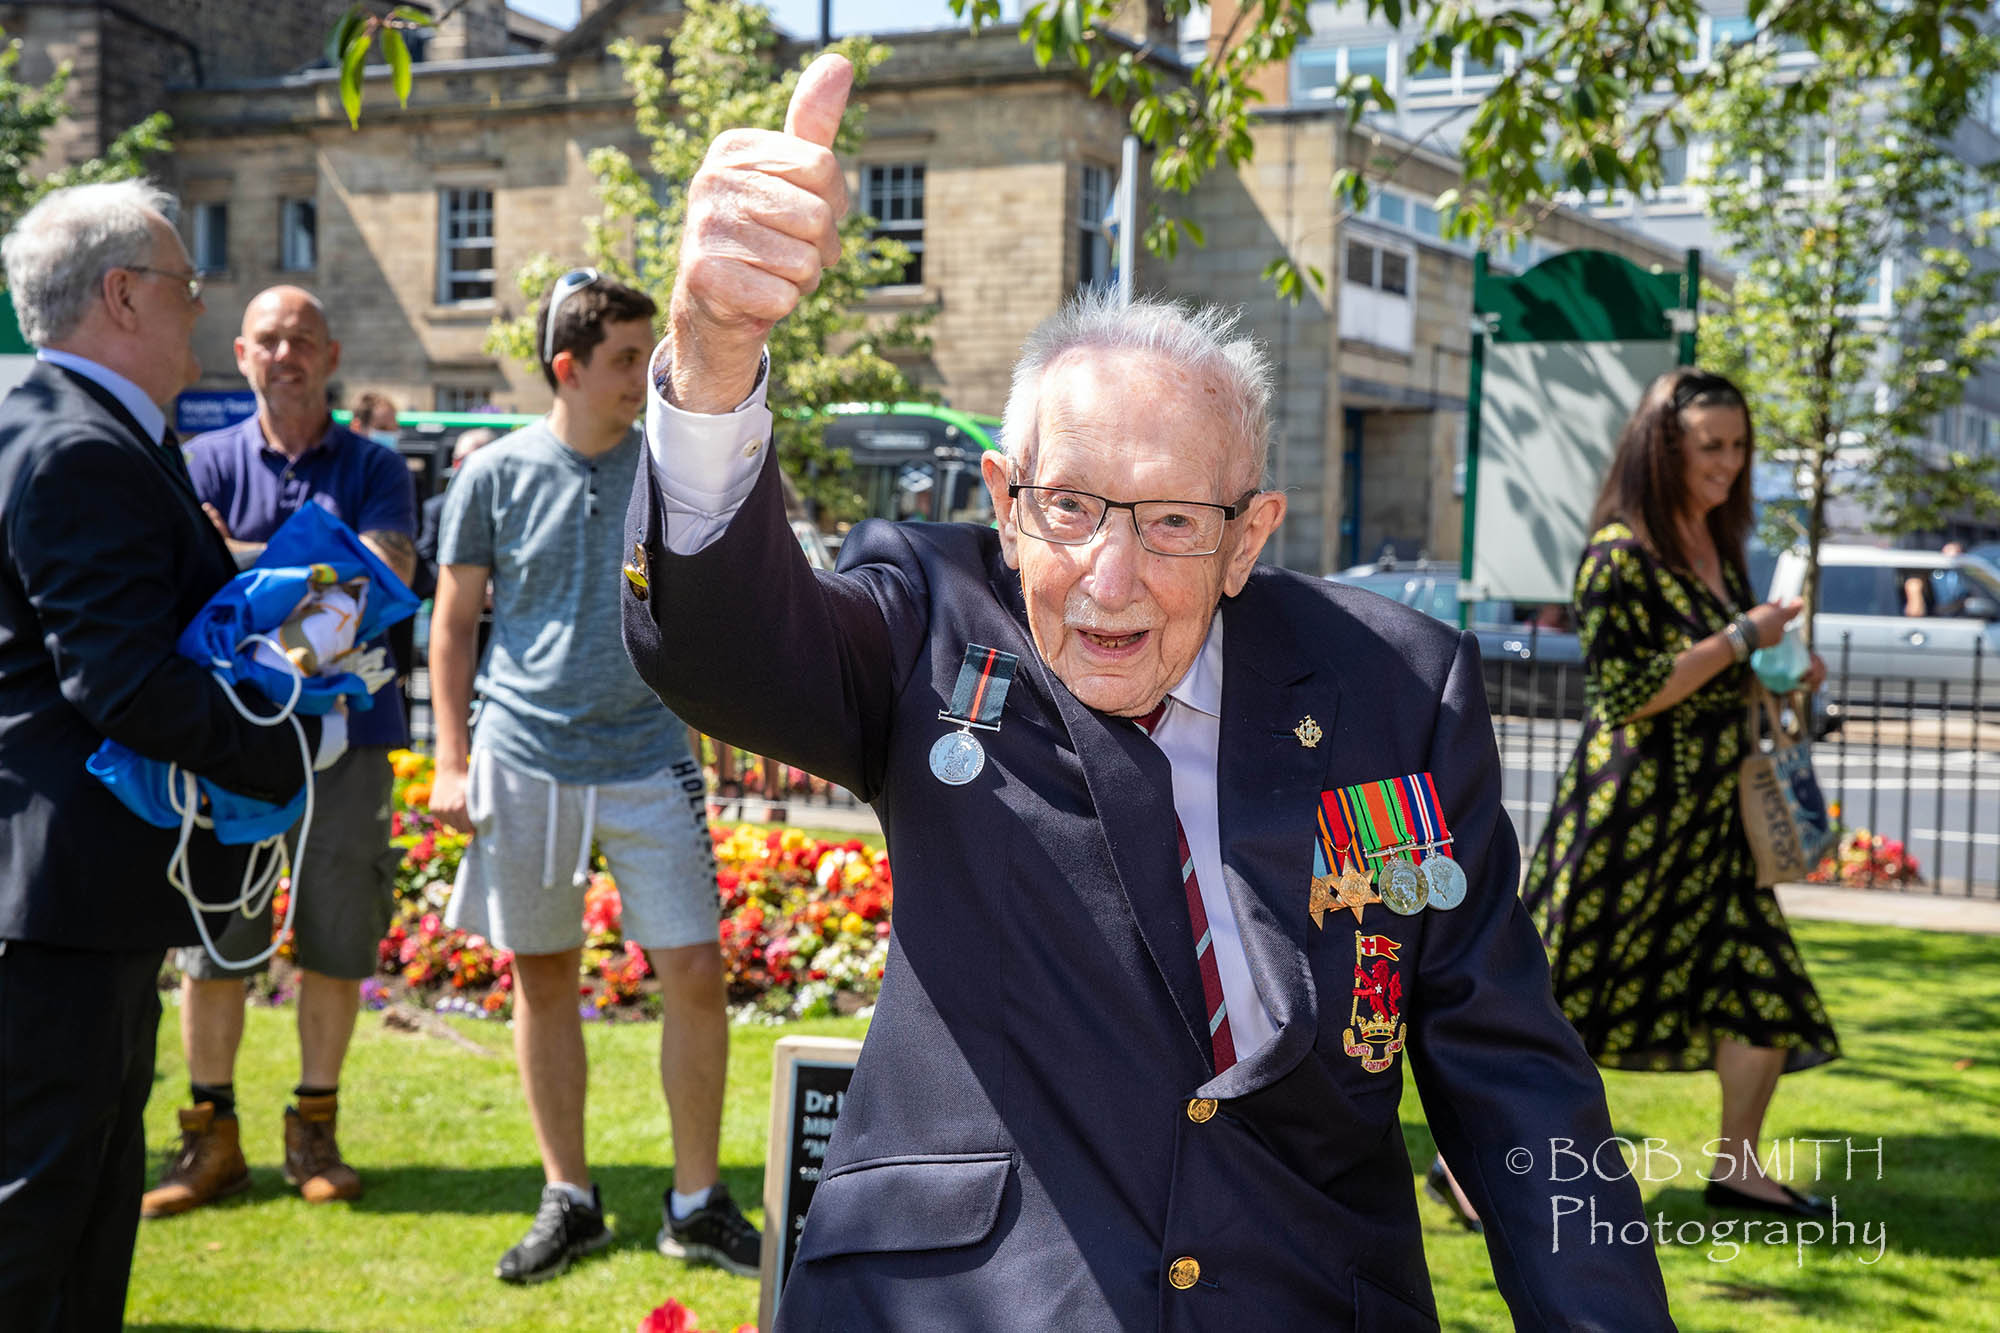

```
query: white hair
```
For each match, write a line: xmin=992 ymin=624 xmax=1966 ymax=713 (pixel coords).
xmin=2 ymin=180 xmax=177 ymax=346
xmin=999 ymin=289 xmax=1274 ymax=489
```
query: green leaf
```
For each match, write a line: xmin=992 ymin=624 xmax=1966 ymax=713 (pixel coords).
xmin=339 ymin=29 xmax=369 ymax=130
xmin=389 ymin=4 xmax=433 ymax=24
xmin=383 ymin=29 xmax=412 ymax=107
xmin=326 ymin=5 xmax=365 ymax=68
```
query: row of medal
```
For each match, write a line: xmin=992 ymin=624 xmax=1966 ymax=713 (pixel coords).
xmin=1310 ymin=775 xmax=1466 ymax=927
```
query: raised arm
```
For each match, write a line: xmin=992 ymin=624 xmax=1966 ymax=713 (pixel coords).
xmin=622 ymin=55 xmax=940 ymax=798
xmin=663 ymin=53 xmax=850 ymax=411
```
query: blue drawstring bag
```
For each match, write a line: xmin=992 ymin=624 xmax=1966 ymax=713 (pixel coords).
xmin=86 ymin=502 xmax=418 ymax=845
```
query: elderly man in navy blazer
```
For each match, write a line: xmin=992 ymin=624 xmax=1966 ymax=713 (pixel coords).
xmin=0 ymin=182 xmax=346 ymax=1331
xmin=623 ymin=56 xmax=1678 ymax=1332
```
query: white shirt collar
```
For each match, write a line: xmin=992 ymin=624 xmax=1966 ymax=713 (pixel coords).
xmin=1164 ymin=608 xmax=1226 ymax=720
xmin=37 ymin=348 xmax=168 ymax=447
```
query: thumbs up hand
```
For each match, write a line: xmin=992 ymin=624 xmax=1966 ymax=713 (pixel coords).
xmin=667 ymin=53 xmax=854 ymax=414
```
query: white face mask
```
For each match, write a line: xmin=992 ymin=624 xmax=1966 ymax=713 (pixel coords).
xmin=367 ymin=429 xmax=399 ymax=448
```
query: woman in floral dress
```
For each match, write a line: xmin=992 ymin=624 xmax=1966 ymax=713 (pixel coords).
xmin=1519 ymin=368 xmax=1841 ymax=1219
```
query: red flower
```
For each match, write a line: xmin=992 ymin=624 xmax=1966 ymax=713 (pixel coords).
xmin=637 ymin=1298 xmax=698 ymax=1333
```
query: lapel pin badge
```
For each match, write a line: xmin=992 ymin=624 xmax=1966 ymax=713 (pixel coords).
xmin=1294 ymin=715 xmax=1322 ymax=749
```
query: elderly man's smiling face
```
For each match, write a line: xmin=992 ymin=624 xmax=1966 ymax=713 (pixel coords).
xmin=981 ymin=347 xmax=1287 ymax=717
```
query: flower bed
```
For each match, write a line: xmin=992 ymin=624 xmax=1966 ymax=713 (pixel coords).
xmin=1806 ymin=804 xmax=1923 ymax=887
xmin=184 ymin=750 xmax=893 ymax=1022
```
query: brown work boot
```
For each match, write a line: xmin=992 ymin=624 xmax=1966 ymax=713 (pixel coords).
xmin=283 ymin=1093 xmax=362 ymax=1203
xmin=141 ymin=1103 xmax=251 ymax=1218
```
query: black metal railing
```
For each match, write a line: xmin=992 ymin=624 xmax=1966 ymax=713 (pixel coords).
xmin=1488 ymin=633 xmax=1996 ymax=897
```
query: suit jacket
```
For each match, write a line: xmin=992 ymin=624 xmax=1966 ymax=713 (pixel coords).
xmin=624 ymin=456 xmax=1675 ymax=1332
xmin=0 ymin=363 xmax=321 ymax=951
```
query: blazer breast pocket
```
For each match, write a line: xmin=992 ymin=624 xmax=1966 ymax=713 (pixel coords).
xmin=795 ymin=1150 xmax=1013 ymax=1263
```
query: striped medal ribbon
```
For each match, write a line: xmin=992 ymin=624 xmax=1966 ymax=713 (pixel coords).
xmin=1409 ymin=772 xmax=1466 ymax=909
xmin=930 ymin=644 xmax=1017 ymax=786
xmin=1358 ymin=778 xmax=1427 ymax=916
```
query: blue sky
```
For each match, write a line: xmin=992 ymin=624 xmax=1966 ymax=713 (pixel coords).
xmin=507 ymin=0 xmax=1007 ymax=39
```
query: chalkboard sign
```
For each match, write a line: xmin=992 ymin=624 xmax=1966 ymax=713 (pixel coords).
xmin=759 ymin=1036 xmax=861 ymax=1331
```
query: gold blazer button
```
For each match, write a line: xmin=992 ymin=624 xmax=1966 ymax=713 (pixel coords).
xmin=1185 ymin=1097 xmax=1218 ymax=1124
xmin=1168 ymin=1256 xmax=1202 ymax=1290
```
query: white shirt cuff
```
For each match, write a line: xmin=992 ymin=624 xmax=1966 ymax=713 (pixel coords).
xmin=312 ymin=708 xmax=348 ymax=772
xmin=644 ymin=339 xmax=773 ymax=555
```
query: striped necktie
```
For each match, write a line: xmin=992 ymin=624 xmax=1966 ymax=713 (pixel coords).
xmin=1136 ymin=700 xmax=1238 ymax=1074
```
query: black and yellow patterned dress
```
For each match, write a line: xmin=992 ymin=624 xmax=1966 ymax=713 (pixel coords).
xmin=1519 ymin=522 xmax=1840 ymax=1074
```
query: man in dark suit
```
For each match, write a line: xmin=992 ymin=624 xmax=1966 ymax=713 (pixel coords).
xmin=0 ymin=181 xmax=345 ymax=1331
xmin=623 ymin=59 xmax=1678 ymax=1331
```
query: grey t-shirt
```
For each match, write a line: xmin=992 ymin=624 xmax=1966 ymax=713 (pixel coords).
xmin=437 ymin=420 xmax=690 ymax=784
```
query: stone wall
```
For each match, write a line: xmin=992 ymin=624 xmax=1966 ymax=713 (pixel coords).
xmin=166 ymin=22 xmax=1144 ymax=419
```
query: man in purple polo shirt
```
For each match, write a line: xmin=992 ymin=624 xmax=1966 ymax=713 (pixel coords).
xmin=143 ymin=286 xmax=418 ymax=1218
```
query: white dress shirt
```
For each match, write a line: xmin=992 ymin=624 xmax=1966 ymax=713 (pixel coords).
xmin=641 ymin=340 xmax=1277 ymax=1057
xmin=37 ymin=348 xmax=168 ymax=445
xmin=1143 ymin=613 xmax=1279 ymax=1056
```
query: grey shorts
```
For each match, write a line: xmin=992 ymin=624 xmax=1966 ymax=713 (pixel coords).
xmin=443 ymin=745 xmax=718 ymax=956
xmin=178 ymin=746 xmax=400 ymax=981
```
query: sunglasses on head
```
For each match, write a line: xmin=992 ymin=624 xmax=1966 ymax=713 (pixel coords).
xmin=1671 ymin=371 xmax=1742 ymax=412
xmin=542 ymin=267 xmax=601 ymax=367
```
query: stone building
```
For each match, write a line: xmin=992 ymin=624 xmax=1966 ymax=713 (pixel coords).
xmin=159 ymin=1 xmax=1153 ymax=422
xmin=9 ymin=0 xmax=1681 ymax=574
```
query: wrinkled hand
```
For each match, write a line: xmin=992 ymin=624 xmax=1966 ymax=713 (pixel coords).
xmin=328 ymin=644 xmax=396 ymax=695
xmin=667 ymin=52 xmax=853 ymax=413
xmin=428 ymin=762 xmax=472 ymax=834
xmin=1746 ymin=597 xmax=1803 ymax=649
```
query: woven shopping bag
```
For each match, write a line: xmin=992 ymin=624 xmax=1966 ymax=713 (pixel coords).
xmin=1737 ymin=687 xmax=1837 ymax=885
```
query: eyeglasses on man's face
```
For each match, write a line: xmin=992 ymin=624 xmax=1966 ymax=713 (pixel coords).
xmin=1007 ymin=484 xmax=1259 ymax=558
xmin=543 ymin=267 xmax=602 ymax=365
xmin=125 ymin=265 xmax=204 ymax=304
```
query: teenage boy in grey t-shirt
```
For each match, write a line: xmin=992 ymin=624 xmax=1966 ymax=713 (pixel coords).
xmin=429 ymin=272 xmax=760 ymax=1285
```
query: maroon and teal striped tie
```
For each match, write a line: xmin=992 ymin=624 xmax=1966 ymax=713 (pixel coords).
xmin=1137 ymin=701 xmax=1238 ymax=1074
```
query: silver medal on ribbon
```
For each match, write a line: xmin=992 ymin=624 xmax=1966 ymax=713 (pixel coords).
xmin=1422 ymin=854 xmax=1467 ymax=910
xmin=929 ymin=729 xmax=986 ymax=785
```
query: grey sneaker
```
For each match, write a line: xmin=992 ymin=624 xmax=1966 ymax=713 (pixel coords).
xmin=496 ymin=1184 xmax=613 ymax=1284
xmin=657 ymin=1180 xmax=762 ymax=1277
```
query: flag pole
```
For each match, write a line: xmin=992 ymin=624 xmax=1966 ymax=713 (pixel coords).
xmin=1115 ymin=133 xmax=1137 ymax=308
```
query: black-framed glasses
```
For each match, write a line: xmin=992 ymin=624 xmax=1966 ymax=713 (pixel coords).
xmin=542 ymin=267 xmax=601 ymax=365
xmin=125 ymin=265 xmax=204 ymax=304
xmin=1007 ymin=484 xmax=1259 ymax=557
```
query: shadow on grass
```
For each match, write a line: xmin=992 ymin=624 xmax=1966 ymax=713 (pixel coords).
xmin=325 ymin=1162 xmax=768 ymax=1228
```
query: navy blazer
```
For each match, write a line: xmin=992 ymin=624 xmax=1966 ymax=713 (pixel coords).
xmin=624 ymin=454 xmax=1675 ymax=1332
xmin=0 ymin=363 xmax=321 ymax=951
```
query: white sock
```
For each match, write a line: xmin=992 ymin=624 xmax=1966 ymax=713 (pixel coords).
xmin=551 ymin=1180 xmax=595 ymax=1208
xmin=670 ymin=1185 xmax=713 ymax=1220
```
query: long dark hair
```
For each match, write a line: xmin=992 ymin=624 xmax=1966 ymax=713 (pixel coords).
xmin=1588 ymin=367 xmax=1755 ymax=585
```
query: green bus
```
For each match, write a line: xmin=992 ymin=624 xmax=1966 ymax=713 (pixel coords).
xmin=818 ymin=401 xmax=1004 ymax=526
xmin=343 ymin=402 xmax=1005 ymax=526
xmin=332 ymin=408 xmax=537 ymax=502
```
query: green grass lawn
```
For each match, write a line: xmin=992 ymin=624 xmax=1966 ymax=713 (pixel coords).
xmin=128 ymin=919 xmax=1999 ymax=1332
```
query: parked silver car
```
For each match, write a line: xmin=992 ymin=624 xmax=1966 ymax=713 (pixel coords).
xmin=1324 ymin=561 xmax=1583 ymax=715
xmin=1795 ymin=544 xmax=2000 ymax=702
